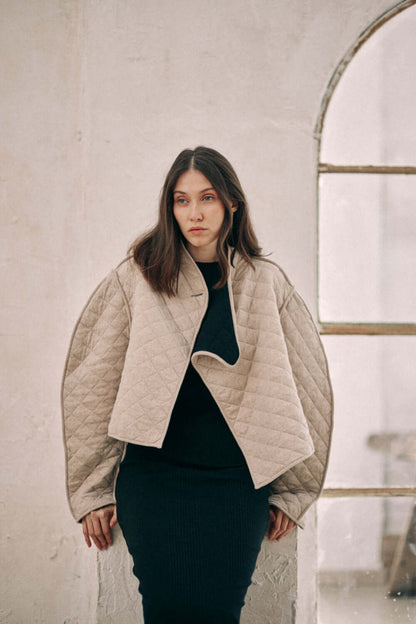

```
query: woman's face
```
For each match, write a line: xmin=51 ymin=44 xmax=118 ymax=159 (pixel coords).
xmin=173 ymin=168 xmax=236 ymax=262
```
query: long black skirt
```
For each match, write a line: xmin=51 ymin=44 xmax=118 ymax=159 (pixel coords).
xmin=115 ymin=444 xmax=270 ymax=623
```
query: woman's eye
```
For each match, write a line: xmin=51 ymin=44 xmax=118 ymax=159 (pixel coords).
xmin=202 ymin=195 xmax=214 ymax=201
xmin=175 ymin=198 xmax=187 ymax=204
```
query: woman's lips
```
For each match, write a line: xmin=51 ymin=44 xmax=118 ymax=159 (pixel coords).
xmin=189 ymin=228 xmax=206 ymax=233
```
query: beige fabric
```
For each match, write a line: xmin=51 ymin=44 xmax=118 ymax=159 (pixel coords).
xmin=62 ymin=243 xmax=333 ymax=525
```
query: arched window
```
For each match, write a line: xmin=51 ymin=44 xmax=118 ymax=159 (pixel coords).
xmin=315 ymin=3 xmax=416 ymax=620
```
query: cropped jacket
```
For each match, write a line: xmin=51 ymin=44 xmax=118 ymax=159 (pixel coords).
xmin=62 ymin=243 xmax=333 ymax=525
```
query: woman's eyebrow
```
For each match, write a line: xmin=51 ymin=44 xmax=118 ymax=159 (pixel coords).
xmin=173 ymin=187 xmax=215 ymax=194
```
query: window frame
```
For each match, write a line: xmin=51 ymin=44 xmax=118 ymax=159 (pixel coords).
xmin=315 ymin=0 xmax=416 ymax=496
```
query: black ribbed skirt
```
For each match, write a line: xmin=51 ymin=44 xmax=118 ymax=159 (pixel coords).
xmin=115 ymin=443 xmax=270 ymax=623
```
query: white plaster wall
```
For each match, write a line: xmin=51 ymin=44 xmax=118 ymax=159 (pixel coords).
xmin=0 ymin=1 xmax=400 ymax=622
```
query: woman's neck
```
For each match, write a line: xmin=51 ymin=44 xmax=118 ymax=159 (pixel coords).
xmin=186 ymin=242 xmax=218 ymax=263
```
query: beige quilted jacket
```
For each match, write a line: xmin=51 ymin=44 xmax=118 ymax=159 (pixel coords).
xmin=62 ymin=242 xmax=333 ymax=526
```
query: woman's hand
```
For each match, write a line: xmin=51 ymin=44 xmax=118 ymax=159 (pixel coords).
xmin=268 ymin=506 xmax=296 ymax=541
xmin=82 ymin=504 xmax=118 ymax=550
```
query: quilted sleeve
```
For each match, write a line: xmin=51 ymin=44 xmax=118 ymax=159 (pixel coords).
xmin=61 ymin=269 xmax=131 ymax=522
xmin=268 ymin=290 xmax=334 ymax=528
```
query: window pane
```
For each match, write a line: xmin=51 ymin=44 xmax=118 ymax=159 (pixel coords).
xmin=320 ymin=5 xmax=416 ymax=166
xmin=318 ymin=497 xmax=416 ymax=624
xmin=319 ymin=173 xmax=416 ymax=323
xmin=322 ymin=335 xmax=416 ymax=489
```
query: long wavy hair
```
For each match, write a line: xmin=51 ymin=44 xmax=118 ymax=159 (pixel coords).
xmin=129 ymin=146 xmax=264 ymax=297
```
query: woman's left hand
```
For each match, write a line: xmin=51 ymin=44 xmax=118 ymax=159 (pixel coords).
xmin=268 ymin=506 xmax=296 ymax=541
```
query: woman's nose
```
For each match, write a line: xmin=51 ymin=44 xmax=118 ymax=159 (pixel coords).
xmin=189 ymin=202 xmax=203 ymax=220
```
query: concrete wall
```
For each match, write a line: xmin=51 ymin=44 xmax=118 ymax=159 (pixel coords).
xmin=0 ymin=1 xmax=401 ymax=622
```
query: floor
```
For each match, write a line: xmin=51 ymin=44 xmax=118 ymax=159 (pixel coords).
xmin=319 ymin=586 xmax=416 ymax=624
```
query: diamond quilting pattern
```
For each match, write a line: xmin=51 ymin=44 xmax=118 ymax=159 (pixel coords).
xmin=62 ymin=270 xmax=130 ymax=521
xmin=62 ymin=249 xmax=333 ymax=525
xmin=268 ymin=291 xmax=333 ymax=527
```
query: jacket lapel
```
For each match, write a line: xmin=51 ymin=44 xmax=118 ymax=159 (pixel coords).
xmin=166 ymin=241 xmax=241 ymax=366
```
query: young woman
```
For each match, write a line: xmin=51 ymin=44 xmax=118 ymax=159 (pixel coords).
xmin=62 ymin=146 xmax=333 ymax=623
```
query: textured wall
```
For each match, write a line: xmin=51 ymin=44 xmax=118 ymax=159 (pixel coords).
xmin=96 ymin=526 xmax=298 ymax=624
xmin=0 ymin=1 xmax=399 ymax=622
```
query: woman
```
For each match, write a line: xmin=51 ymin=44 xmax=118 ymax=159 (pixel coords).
xmin=62 ymin=146 xmax=333 ymax=623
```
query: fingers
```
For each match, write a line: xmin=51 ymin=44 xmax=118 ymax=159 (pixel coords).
xmin=277 ymin=519 xmax=296 ymax=541
xmin=268 ymin=507 xmax=297 ymax=541
xmin=82 ymin=518 xmax=92 ymax=548
xmin=86 ymin=514 xmax=104 ymax=550
xmin=82 ymin=505 xmax=115 ymax=550
xmin=268 ymin=508 xmax=284 ymax=540
xmin=109 ymin=506 xmax=118 ymax=528
xmin=92 ymin=514 xmax=109 ymax=550
xmin=267 ymin=507 xmax=277 ymax=539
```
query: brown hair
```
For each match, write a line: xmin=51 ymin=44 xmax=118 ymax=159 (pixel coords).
xmin=129 ymin=146 xmax=264 ymax=297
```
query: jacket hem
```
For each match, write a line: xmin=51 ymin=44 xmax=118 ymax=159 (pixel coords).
xmin=252 ymin=447 xmax=315 ymax=490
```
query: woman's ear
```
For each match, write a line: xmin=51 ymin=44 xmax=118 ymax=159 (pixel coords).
xmin=231 ymin=200 xmax=238 ymax=212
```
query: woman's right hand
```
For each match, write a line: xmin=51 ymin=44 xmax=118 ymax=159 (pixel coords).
xmin=82 ymin=504 xmax=118 ymax=550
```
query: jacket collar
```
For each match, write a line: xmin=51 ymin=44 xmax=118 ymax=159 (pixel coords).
xmin=178 ymin=239 xmax=239 ymax=297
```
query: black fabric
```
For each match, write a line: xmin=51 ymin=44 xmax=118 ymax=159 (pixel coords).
xmin=192 ymin=261 xmax=239 ymax=365
xmin=157 ymin=361 xmax=247 ymax=466
xmin=142 ymin=601 xmax=239 ymax=624
xmin=116 ymin=446 xmax=270 ymax=623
